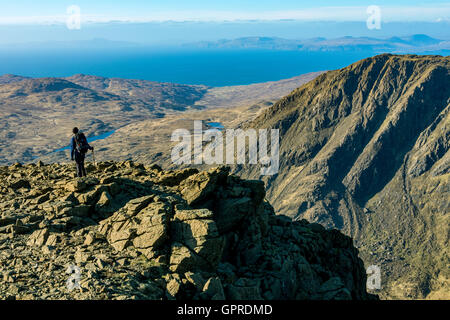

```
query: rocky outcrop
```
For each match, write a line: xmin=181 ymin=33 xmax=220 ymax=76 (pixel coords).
xmin=0 ymin=161 xmax=374 ymax=300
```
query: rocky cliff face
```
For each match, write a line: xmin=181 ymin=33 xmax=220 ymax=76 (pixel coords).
xmin=0 ymin=161 xmax=373 ymax=300
xmin=238 ymin=54 xmax=449 ymax=299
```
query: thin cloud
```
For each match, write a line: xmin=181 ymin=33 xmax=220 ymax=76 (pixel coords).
xmin=0 ymin=5 xmax=449 ymax=25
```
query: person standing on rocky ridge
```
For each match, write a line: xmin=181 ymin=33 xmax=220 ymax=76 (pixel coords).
xmin=71 ymin=127 xmax=94 ymax=177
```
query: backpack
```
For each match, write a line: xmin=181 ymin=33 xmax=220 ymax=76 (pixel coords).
xmin=74 ymin=132 xmax=89 ymax=154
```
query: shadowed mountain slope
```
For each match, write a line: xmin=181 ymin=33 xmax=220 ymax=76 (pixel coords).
xmin=238 ymin=54 xmax=449 ymax=299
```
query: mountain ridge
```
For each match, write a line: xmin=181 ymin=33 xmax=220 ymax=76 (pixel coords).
xmin=237 ymin=54 xmax=449 ymax=299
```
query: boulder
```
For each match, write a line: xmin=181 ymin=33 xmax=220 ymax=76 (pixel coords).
xmin=171 ymin=209 xmax=225 ymax=270
xmin=10 ymin=179 xmax=31 ymax=190
xmin=68 ymin=205 xmax=91 ymax=217
xmin=158 ymin=168 xmax=198 ymax=186
xmin=201 ymin=277 xmax=226 ymax=300
xmin=95 ymin=191 xmax=113 ymax=214
xmin=27 ymin=228 xmax=49 ymax=247
xmin=169 ymin=242 xmax=202 ymax=273
xmin=184 ymin=272 xmax=206 ymax=291
xmin=99 ymin=198 xmax=169 ymax=257
xmin=65 ymin=180 xmax=87 ymax=192
xmin=179 ymin=167 xmax=229 ymax=205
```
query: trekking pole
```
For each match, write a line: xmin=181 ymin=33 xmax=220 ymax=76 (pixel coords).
xmin=92 ymin=149 xmax=96 ymax=166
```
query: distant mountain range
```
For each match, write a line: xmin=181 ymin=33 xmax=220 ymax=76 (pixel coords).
xmin=184 ymin=34 xmax=450 ymax=53
xmin=7 ymin=34 xmax=446 ymax=53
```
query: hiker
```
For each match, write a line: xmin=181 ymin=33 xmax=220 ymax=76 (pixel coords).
xmin=71 ymin=127 xmax=94 ymax=177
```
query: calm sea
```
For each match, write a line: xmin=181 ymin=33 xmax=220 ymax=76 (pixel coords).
xmin=0 ymin=48 xmax=447 ymax=86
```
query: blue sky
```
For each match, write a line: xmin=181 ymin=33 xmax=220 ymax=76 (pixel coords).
xmin=0 ymin=0 xmax=448 ymax=45
xmin=1 ymin=0 xmax=449 ymax=23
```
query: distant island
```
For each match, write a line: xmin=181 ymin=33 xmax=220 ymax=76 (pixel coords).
xmin=183 ymin=34 xmax=450 ymax=54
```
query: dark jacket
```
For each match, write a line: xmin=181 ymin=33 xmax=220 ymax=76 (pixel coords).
xmin=71 ymin=132 xmax=93 ymax=161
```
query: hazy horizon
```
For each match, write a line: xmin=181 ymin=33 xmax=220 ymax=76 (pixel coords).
xmin=0 ymin=20 xmax=449 ymax=47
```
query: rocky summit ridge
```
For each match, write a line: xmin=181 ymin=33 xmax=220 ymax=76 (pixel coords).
xmin=0 ymin=161 xmax=374 ymax=300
